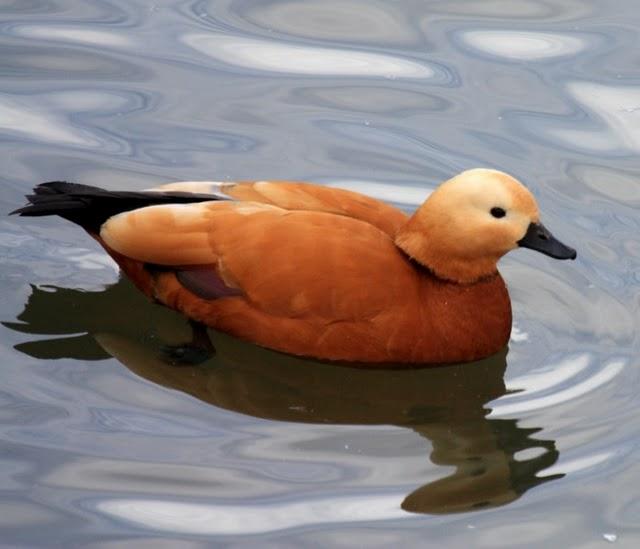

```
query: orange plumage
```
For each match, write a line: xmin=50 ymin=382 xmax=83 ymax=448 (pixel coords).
xmin=13 ymin=169 xmax=576 ymax=364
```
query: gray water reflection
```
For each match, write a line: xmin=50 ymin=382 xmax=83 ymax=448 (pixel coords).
xmin=457 ymin=30 xmax=588 ymax=60
xmin=1 ymin=0 xmax=639 ymax=545
xmin=5 ymin=280 xmax=563 ymax=520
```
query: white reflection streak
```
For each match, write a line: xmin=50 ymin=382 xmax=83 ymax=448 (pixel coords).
xmin=182 ymin=34 xmax=434 ymax=78
xmin=55 ymin=246 xmax=119 ymax=272
xmin=489 ymin=359 xmax=625 ymax=417
xmin=97 ymin=494 xmax=408 ymax=535
xmin=11 ymin=25 xmax=130 ymax=47
xmin=461 ymin=30 xmax=585 ymax=60
xmin=509 ymin=324 xmax=529 ymax=342
xmin=326 ymin=181 xmax=431 ymax=206
xmin=0 ymin=95 xmax=95 ymax=146
xmin=567 ymin=82 xmax=640 ymax=152
xmin=537 ymin=451 xmax=614 ymax=477
xmin=501 ymin=354 xmax=591 ymax=400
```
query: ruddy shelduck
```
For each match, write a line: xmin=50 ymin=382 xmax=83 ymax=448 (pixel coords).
xmin=13 ymin=169 xmax=576 ymax=364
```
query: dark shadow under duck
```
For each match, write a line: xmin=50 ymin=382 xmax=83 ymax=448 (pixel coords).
xmin=4 ymin=278 xmax=563 ymax=514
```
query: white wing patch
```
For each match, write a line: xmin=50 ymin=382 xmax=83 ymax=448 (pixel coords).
xmin=145 ymin=181 xmax=233 ymax=198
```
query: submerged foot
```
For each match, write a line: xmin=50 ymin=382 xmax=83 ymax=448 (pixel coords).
xmin=159 ymin=321 xmax=216 ymax=366
xmin=160 ymin=344 xmax=214 ymax=366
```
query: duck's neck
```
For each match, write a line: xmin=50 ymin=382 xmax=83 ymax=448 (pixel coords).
xmin=395 ymin=216 xmax=500 ymax=284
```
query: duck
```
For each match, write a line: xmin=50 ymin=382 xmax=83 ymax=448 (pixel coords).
xmin=12 ymin=169 xmax=576 ymax=364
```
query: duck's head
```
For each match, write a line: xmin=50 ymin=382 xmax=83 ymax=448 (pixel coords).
xmin=395 ymin=169 xmax=576 ymax=283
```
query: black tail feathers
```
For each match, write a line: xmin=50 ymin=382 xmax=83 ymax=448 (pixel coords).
xmin=11 ymin=181 xmax=107 ymax=220
xmin=12 ymin=181 xmax=223 ymax=233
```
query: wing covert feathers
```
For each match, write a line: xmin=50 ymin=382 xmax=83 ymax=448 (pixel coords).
xmin=149 ymin=180 xmax=408 ymax=237
xmin=100 ymin=201 xmax=286 ymax=266
xmin=101 ymin=198 xmax=416 ymax=320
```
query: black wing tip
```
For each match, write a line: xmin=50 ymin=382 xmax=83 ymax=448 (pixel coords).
xmin=34 ymin=181 xmax=102 ymax=195
xmin=33 ymin=181 xmax=66 ymax=194
xmin=10 ymin=180 xmax=225 ymax=224
xmin=10 ymin=203 xmax=78 ymax=216
xmin=10 ymin=181 xmax=84 ymax=217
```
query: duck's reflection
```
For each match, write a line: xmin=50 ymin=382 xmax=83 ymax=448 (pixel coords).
xmin=6 ymin=279 xmax=563 ymax=514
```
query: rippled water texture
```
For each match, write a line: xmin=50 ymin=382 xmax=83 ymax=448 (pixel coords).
xmin=1 ymin=0 xmax=639 ymax=546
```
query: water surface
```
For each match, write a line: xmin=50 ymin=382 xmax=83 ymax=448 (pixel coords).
xmin=1 ymin=0 xmax=639 ymax=546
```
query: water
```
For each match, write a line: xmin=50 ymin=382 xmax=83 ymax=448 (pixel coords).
xmin=1 ymin=0 xmax=639 ymax=546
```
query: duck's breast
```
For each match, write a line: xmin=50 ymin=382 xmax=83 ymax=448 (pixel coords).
xmin=399 ymin=273 xmax=512 ymax=363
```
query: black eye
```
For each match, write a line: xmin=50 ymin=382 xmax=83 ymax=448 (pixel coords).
xmin=490 ymin=207 xmax=506 ymax=218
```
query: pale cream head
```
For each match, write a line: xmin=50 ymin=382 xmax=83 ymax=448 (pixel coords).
xmin=396 ymin=169 xmax=541 ymax=283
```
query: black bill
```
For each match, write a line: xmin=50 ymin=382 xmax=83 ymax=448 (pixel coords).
xmin=517 ymin=222 xmax=577 ymax=260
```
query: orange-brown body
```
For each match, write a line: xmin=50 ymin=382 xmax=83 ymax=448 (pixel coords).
xmin=96 ymin=180 xmax=513 ymax=364
xmin=17 ymin=169 xmax=575 ymax=364
xmin=154 ymin=269 xmax=510 ymax=364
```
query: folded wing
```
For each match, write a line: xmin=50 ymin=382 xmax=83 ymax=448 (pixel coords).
xmin=149 ymin=180 xmax=408 ymax=237
xmin=100 ymin=200 xmax=418 ymax=322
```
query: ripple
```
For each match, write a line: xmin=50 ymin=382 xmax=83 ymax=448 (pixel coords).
xmin=489 ymin=356 xmax=626 ymax=417
xmin=567 ymin=164 xmax=640 ymax=206
xmin=0 ymin=90 xmax=151 ymax=156
xmin=459 ymin=30 xmax=586 ymax=60
xmin=565 ymin=82 xmax=640 ymax=153
xmin=502 ymin=353 xmax=592 ymax=397
xmin=44 ymin=89 xmax=133 ymax=112
xmin=0 ymin=390 xmax=67 ymax=426
xmin=513 ymin=81 xmax=640 ymax=156
xmin=508 ymin=263 xmax=636 ymax=343
xmin=0 ymin=93 xmax=100 ymax=147
xmin=232 ymin=0 xmax=421 ymax=46
xmin=0 ymin=502 xmax=64 ymax=528
xmin=540 ymin=451 xmax=614 ymax=477
xmin=95 ymin=493 xmax=409 ymax=535
xmin=288 ymin=86 xmax=451 ymax=116
xmin=316 ymin=120 xmax=463 ymax=175
xmin=0 ymin=0 xmax=64 ymax=16
xmin=427 ymin=0 xmax=591 ymax=19
xmin=56 ymin=247 xmax=118 ymax=272
xmin=0 ymin=45 xmax=151 ymax=81
xmin=84 ymin=408 xmax=212 ymax=437
xmin=325 ymin=180 xmax=430 ymax=208
xmin=1 ymin=0 xmax=640 ymax=543
xmin=181 ymin=33 xmax=435 ymax=78
xmin=1 ymin=224 xmax=118 ymax=287
xmin=42 ymin=457 xmax=284 ymax=498
xmin=9 ymin=24 xmax=131 ymax=47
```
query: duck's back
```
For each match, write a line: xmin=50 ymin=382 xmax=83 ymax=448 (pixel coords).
xmin=151 ymin=179 xmax=409 ymax=238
